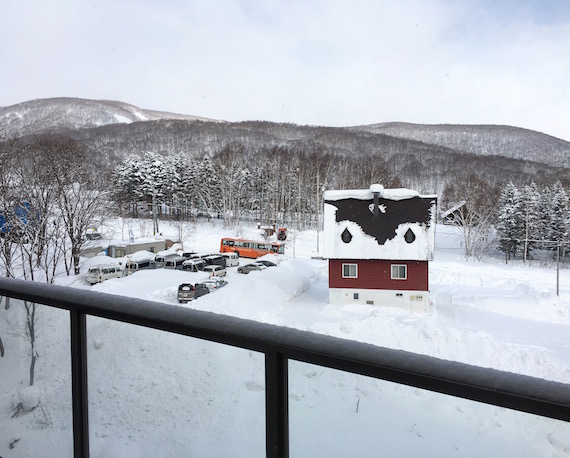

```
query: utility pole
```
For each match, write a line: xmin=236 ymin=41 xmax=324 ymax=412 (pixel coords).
xmin=152 ymin=190 xmax=158 ymax=236
xmin=296 ymin=168 xmax=300 ymax=231
xmin=557 ymin=241 xmax=560 ymax=297
xmin=316 ymin=169 xmax=319 ymax=253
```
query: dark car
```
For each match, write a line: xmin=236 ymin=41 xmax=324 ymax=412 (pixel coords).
xmin=194 ymin=282 xmax=212 ymax=299
xmin=202 ymin=254 xmax=227 ymax=269
xmin=177 ymin=283 xmax=195 ymax=303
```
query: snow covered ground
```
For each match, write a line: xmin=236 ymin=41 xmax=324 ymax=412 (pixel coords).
xmin=1 ymin=220 xmax=569 ymax=457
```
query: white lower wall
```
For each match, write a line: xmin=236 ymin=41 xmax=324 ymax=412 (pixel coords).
xmin=329 ymin=288 xmax=430 ymax=313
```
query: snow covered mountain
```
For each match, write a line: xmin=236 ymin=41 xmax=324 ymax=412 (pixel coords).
xmin=0 ymin=97 xmax=217 ymax=137
xmin=352 ymin=122 xmax=570 ymax=169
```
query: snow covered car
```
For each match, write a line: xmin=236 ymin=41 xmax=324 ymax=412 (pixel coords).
xmin=177 ymin=283 xmax=195 ymax=303
xmin=204 ymin=265 xmax=227 ymax=277
xmin=202 ymin=254 xmax=227 ymax=268
xmin=237 ymin=260 xmax=275 ymax=274
xmin=255 ymin=260 xmax=276 ymax=268
xmin=125 ymin=258 xmax=156 ymax=275
xmin=237 ymin=263 xmax=262 ymax=274
xmin=202 ymin=278 xmax=228 ymax=292
xmin=86 ymin=264 xmax=124 ymax=284
xmin=182 ymin=259 xmax=206 ymax=272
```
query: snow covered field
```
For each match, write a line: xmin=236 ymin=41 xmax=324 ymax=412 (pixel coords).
xmin=1 ymin=220 xmax=569 ymax=457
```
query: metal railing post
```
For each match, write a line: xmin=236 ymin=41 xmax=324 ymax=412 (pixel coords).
xmin=70 ymin=309 xmax=89 ymax=458
xmin=266 ymin=351 xmax=289 ymax=458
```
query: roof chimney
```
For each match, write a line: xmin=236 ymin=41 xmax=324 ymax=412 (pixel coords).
xmin=370 ymin=184 xmax=383 ymax=218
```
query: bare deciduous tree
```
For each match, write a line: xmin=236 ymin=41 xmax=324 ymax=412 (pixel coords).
xmin=28 ymin=135 xmax=108 ymax=275
xmin=442 ymin=174 xmax=499 ymax=260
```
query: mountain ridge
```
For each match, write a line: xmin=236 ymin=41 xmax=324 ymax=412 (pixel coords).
xmin=1 ymin=97 xmax=569 ymax=193
xmin=352 ymin=122 xmax=570 ymax=168
xmin=0 ymin=97 xmax=219 ymax=137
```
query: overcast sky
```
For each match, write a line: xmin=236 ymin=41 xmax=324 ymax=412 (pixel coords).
xmin=2 ymin=1 xmax=570 ymax=141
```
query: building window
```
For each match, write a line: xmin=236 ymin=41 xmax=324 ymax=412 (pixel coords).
xmin=342 ymin=263 xmax=358 ymax=278
xmin=391 ymin=264 xmax=407 ymax=280
xmin=353 ymin=293 xmax=359 ymax=300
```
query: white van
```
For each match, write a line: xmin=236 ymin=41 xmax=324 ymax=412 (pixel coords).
xmin=86 ymin=264 xmax=124 ymax=284
xmin=203 ymin=265 xmax=227 ymax=277
xmin=125 ymin=258 xmax=156 ymax=275
xmin=182 ymin=259 xmax=206 ymax=272
xmin=164 ymin=256 xmax=186 ymax=270
xmin=221 ymin=252 xmax=239 ymax=267
xmin=155 ymin=253 xmax=179 ymax=268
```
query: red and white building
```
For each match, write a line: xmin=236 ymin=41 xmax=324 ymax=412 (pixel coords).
xmin=323 ymin=184 xmax=437 ymax=312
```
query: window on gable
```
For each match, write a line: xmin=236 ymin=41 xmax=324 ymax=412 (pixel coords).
xmin=391 ymin=264 xmax=407 ymax=280
xmin=342 ymin=263 xmax=357 ymax=278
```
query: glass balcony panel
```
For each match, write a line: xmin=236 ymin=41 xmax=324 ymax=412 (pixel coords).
xmin=87 ymin=316 xmax=265 ymax=457
xmin=0 ymin=299 xmax=73 ymax=456
xmin=289 ymin=361 xmax=570 ymax=457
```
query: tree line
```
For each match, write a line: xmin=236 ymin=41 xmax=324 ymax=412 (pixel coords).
xmin=496 ymin=181 xmax=569 ymax=261
xmin=112 ymin=143 xmax=401 ymax=229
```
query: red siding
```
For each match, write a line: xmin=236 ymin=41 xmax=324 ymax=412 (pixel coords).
xmin=329 ymin=259 xmax=428 ymax=291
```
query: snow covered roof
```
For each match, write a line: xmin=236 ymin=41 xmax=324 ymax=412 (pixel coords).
xmin=324 ymin=185 xmax=435 ymax=202
xmin=441 ymin=201 xmax=466 ymax=219
xmin=323 ymin=184 xmax=437 ymax=260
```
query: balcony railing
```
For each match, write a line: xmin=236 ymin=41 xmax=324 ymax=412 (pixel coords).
xmin=1 ymin=276 xmax=569 ymax=457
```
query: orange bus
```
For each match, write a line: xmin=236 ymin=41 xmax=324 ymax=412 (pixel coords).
xmin=220 ymin=238 xmax=285 ymax=258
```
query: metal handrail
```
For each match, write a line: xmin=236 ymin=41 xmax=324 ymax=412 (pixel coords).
xmin=1 ymin=276 xmax=569 ymax=457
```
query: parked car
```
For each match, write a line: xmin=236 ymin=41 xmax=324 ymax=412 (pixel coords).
xmin=177 ymin=283 xmax=195 ymax=303
xmin=164 ymin=256 xmax=186 ymax=270
xmin=221 ymin=252 xmax=239 ymax=267
xmin=125 ymin=258 xmax=156 ymax=275
xmin=237 ymin=263 xmax=265 ymax=274
xmin=194 ymin=282 xmax=211 ymax=299
xmin=237 ymin=260 xmax=276 ymax=274
xmin=202 ymin=254 xmax=227 ymax=269
xmin=155 ymin=253 xmax=180 ymax=268
xmin=203 ymin=265 xmax=227 ymax=277
xmin=182 ymin=259 xmax=206 ymax=272
xmin=86 ymin=264 xmax=124 ymax=284
xmin=255 ymin=260 xmax=277 ymax=268
xmin=202 ymin=278 xmax=228 ymax=291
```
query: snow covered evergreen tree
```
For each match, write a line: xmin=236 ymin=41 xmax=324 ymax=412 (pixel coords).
xmin=520 ymin=182 xmax=542 ymax=262
xmin=496 ymin=182 xmax=523 ymax=260
xmin=544 ymin=181 xmax=569 ymax=254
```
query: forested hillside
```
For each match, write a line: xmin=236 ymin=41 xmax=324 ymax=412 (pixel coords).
xmin=354 ymin=122 xmax=570 ymax=168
